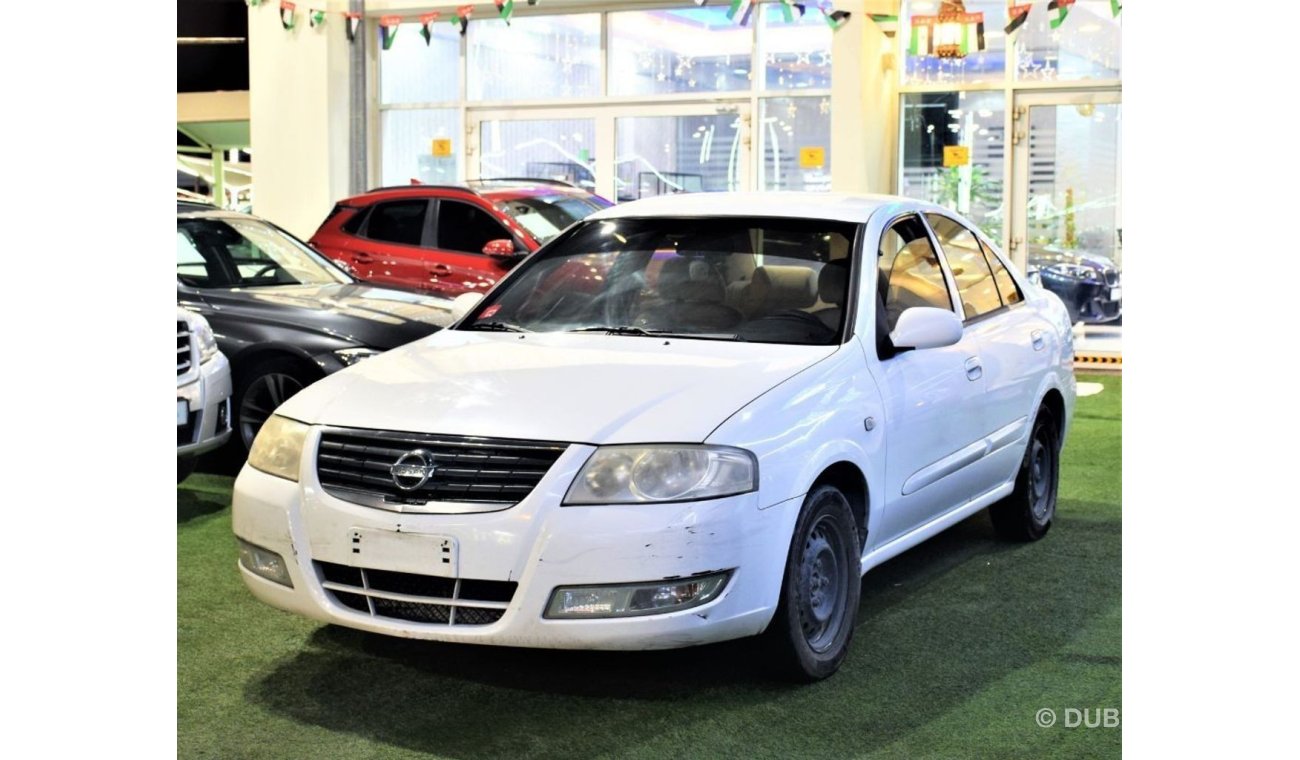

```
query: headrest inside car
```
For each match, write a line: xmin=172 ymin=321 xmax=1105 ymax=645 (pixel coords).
xmin=745 ymin=265 xmax=818 ymax=314
xmin=818 ymin=260 xmax=849 ymax=306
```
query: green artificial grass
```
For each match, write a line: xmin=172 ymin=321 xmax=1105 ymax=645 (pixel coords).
xmin=179 ymin=374 xmax=1121 ymax=759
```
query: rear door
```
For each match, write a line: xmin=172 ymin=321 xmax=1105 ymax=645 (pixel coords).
xmin=925 ymin=213 xmax=1042 ymax=488
xmin=428 ymin=199 xmax=520 ymax=297
xmin=350 ymin=199 xmax=433 ymax=289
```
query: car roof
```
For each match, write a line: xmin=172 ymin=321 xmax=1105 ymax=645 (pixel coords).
xmin=344 ymin=179 xmax=593 ymax=204
xmin=177 ymin=208 xmax=262 ymax=221
xmin=586 ymin=192 xmax=950 ymax=224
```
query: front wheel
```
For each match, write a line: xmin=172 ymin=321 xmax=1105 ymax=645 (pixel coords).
xmin=989 ymin=407 xmax=1060 ymax=541
xmin=765 ymin=485 xmax=861 ymax=682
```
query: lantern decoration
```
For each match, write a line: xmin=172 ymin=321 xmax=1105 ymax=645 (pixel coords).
xmin=909 ymin=0 xmax=986 ymax=59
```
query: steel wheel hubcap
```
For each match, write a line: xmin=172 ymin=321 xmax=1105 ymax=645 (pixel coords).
xmin=1029 ymin=433 xmax=1053 ymax=520
xmin=240 ymin=372 xmax=304 ymax=448
xmin=797 ymin=515 xmax=847 ymax=653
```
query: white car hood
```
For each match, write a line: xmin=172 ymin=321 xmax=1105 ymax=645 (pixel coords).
xmin=277 ymin=329 xmax=838 ymax=444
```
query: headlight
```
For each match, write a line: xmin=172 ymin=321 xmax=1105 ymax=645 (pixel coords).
xmin=334 ymin=347 xmax=382 ymax=366
xmin=563 ymin=445 xmax=757 ymax=505
xmin=193 ymin=319 xmax=219 ymax=364
xmin=247 ymin=415 xmax=309 ymax=482
xmin=1047 ymin=263 xmax=1097 ymax=281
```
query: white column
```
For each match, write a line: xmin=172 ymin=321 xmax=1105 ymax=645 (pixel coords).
xmin=248 ymin=1 xmax=353 ymax=239
xmin=831 ymin=1 xmax=899 ymax=195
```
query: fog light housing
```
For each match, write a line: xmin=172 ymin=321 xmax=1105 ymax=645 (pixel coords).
xmin=544 ymin=571 xmax=731 ymax=619
xmin=237 ymin=538 xmax=293 ymax=587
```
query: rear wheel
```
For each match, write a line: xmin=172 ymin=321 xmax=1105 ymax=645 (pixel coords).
xmin=234 ymin=357 xmax=315 ymax=452
xmin=766 ymin=484 xmax=861 ymax=682
xmin=989 ymin=407 xmax=1060 ymax=541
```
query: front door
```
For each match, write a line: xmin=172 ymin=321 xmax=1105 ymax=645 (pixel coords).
xmin=1009 ymin=89 xmax=1122 ymax=354
xmin=348 ymin=198 xmax=434 ymax=291
xmin=871 ymin=214 xmax=990 ymax=543
xmin=425 ymin=199 xmax=519 ymax=297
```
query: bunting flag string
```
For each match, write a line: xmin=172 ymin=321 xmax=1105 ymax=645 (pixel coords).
xmin=1109 ymin=0 xmax=1121 ymax=17
xmin=419 ymin=12 xmax=441 ymax=45
xmin=379 ymin=15 xmax=402 ymax=50
xmin=279 ymin=1 xmax=295 ymax=30
xmin=1005 ymin=3 xmax=1031 ymax=35
xmin=726 ymin=0 xmax=755 ymax=28
xmin=821 ymin=7 xmax=850 ymax=31
xmin=345 ymin=11 xmax=362 ymax=43
xmin=495 ymin=0 xmax=515 ymax=25
xmin=778 ymin=1 xmax=808 ymax=24
xmin=455 ymin=4 xmax=475 ymax=35
xmin=869 ymin=14 xmax=898 ymax=38
xmin=1047 ymin=0 xmax=1074 ymax=30
xmin=309 ymin=9 xmax=325 ymax=28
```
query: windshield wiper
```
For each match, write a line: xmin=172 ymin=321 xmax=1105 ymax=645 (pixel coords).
xmin=465 ymin=321 xmax=526 ymax=333
xmin=569 ymin=325 xmax=655 ymax=336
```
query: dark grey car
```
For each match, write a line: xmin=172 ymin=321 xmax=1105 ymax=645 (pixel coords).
xmin=177 ymin=207 xmax=455 ymax=451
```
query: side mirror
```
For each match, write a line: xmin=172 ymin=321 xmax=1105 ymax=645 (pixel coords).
xmin=450 ymin=292 xmax=484 ymax=322
xmin=889 ymin=307 xmax=963 ymax=350
xmin=482 ymin=239 xmax=517 ymax=258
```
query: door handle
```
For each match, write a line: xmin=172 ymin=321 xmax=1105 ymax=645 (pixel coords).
xmin=430 ymin=264 xmax=452 ymax=274
xmin=1031 ymin=330 xmax=1045 ymax=351
xmin=964 ymin=357 xmax=983 ymax=381
xmin=353 ymin=252 xmax=374 ymax=264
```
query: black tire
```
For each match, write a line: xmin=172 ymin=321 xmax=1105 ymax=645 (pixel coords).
xmin=989 ymin=406 xmax=1060 ymax=541
xmin=177 ymin=457 xmax=197 ymax=484
xmin=233 ymin=357 xmax=316 ymax=453
xmin=765 ymin=484 xmax=861 ymax=682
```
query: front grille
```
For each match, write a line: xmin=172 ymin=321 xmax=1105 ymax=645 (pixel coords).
xmin=316 ymin=428 xmax=568 ymax=508
xmin=177 ymin=320 xmax=193 ymax=376
xmin=317 ymin=561 xmax=515 ymax=626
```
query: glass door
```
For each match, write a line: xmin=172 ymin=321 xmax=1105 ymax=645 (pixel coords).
xmin=471 ymin=109 xmax=601 ymax=194
xmin=1010 ymin=90 xmax=1122 ymax=353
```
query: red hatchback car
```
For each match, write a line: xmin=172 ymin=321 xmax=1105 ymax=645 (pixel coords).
xmin=309 ymin=180 xmax=611 ymax=297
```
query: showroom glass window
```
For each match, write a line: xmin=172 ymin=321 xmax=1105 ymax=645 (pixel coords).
xmin=469 ymin=14 xmax=601 ymax=100
xmin=900 ymin=90 xmax=1005 ymax=241
xmin=378 ymin=21 xmax=461 ymax=186
xmin=758 ymin=6 xmax=832 ymax=192
xmin=1015 ymin=0 xmax=1121 ymax=82
xmin=607 ymin=7 xmax=751 ymax=97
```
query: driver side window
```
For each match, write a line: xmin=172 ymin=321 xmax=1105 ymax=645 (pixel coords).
xmin=877 ymin=216 xmax=954 ymax=334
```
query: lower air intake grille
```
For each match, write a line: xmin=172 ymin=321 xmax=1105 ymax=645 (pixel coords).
xmin=316 ymin=561 xmax=515 ymax=626
xmin=315 ymin=428 xmax=568 ymax=508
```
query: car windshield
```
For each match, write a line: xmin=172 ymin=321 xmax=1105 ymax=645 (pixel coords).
xmin=461 ymin=217 xmax=859 ymax=346
xmin=493 ymin=194 xmax=612 ymax=244
xmin=176 ymin=217 xmax=351 ymax=289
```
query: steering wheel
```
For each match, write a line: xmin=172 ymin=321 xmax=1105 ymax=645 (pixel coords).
xmin=250 ymin=263 xmax=280 ymax=280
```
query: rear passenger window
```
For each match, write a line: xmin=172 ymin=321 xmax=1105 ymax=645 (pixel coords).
xmin=878 ymin=216 xmax=953 ymax=333
xmin=981 ymin=241 xmax=1023 ymax=306
xmin=364 ymin=200 xmax=428 ymax=246
xmin=926 ymin=214 xmax=1002 ymax=320
xmin=438 ymin=201 xmax=513 ymax=254
xmin=340 ymin=206 xmax=368 ymax=235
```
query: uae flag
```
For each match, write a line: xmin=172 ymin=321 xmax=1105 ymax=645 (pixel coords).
xmin=279 ymin=1 xmax=296 ymax=30
xmin=1005 ymin=4 xmax=1031 ymax=35
xmin=419 ymin=12 xmax=441 ymax=45
xmin=379 ymin=15 xmax=402 ymax=50
xmin=344 ymin=11 xmax=362 ymax=42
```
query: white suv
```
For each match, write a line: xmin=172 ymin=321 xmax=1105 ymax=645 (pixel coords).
xmin=232 ymin=193 xmax=1075 ymax=680
xmin=177 ymin=308 xmax=232 ymax=482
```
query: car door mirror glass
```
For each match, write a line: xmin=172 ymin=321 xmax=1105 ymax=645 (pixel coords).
xmin=451 ymin=292 xmax=485 ymax=321
xmin=889 ymin=307 xmax=963 ymax=350
xmin=482 ymin=239 xmax=517 ymax=258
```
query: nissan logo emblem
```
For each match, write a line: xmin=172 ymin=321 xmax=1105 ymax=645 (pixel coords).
xmin=390 ymin=449 xmax=437 ymax=491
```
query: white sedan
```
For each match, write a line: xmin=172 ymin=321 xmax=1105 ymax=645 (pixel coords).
xmin=232 ymin=192 xmax=1075 ymax=681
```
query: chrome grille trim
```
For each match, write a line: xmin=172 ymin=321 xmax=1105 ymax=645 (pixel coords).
xmin=314 ymin=427 xmax=568 ymax=511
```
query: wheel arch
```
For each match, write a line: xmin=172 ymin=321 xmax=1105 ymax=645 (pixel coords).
xmin=809 ymin=461 xmax=869 ymax=552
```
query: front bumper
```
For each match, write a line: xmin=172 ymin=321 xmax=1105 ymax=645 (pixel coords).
xmin=231 ymin=434 xmax=798 ymax=650
xmin=178 ymin=353 xmax=233 ymax=458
